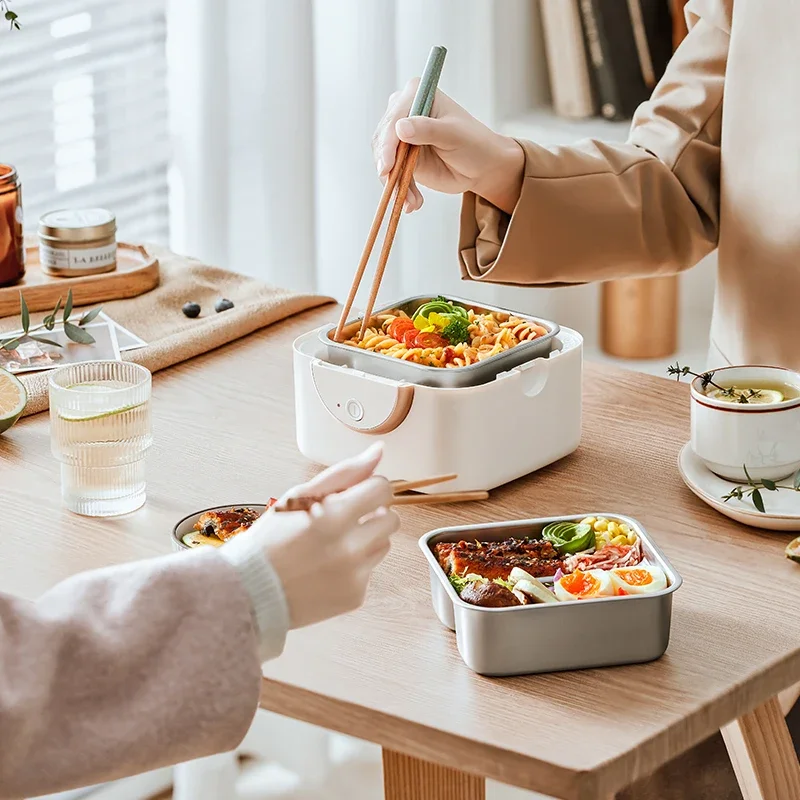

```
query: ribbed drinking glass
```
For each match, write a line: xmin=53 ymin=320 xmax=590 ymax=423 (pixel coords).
xmin=49 ymin=361 xmax=152 ymax=516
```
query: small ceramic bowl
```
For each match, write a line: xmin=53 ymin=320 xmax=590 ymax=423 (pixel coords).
xmin=172 ymin=504 xmax=269 ymax=551
xmin=691 ymin=365 xmax=800 ymax=482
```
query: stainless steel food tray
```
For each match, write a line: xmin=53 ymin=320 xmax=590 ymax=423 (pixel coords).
xmin=320 ymin=294 xmax=560 ymax=388
xmin=419 ymin=514 xmax=682 ymax=676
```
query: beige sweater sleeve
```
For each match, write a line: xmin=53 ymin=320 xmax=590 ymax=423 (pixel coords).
xmin=0 ymin=549 xmax=262 ymax=800
xmin=459 ymin=0 xmax=731 ymax=286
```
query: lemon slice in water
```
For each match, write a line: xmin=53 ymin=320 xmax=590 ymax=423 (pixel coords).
xmin=0 ymin=367 xmax=27 ymax=434
xmin=708 ymin=387 xmax=784 ymax=404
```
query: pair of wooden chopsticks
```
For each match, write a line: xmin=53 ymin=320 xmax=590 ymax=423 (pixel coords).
xmin=272 ymin=472 xmax=488 ymax=513
xmin=334 ymin=45 xmax=448 ymax=343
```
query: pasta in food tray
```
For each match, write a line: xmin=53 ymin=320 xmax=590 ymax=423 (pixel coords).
xmin=341 ymin=298 xmax=550 ymax=369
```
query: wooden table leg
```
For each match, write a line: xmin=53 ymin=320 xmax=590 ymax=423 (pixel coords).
xmin=721 ymin=696 xmax=800 ymax=800
xmin=382 ymin=749 xmax=485 ymax=800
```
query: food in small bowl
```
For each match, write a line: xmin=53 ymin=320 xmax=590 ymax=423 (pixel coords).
xmin=688 ymin=365 xmax=800 ymax=482
xmin=172 ymin=500 xmax=276 ymax=550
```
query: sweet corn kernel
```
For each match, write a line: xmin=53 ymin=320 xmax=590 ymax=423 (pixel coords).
xmin=619 ymin=523 xmax=631 ymax=533
xmin=611 ymin=534 xmax=627 ymax=546
xmin=627 ymin=533 xmax=638 ymax=545
xmin=581 ymin=517 xmax=596 ymax=526
xmin=593 ymin=519 xmax=608 ymax=532
xmin=607 ymin=521 xmax=619 ymax=535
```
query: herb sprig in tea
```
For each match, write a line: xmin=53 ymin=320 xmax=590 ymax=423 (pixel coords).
xmin=0 ymin=290 xmax=103 ymax=351
xmin=667 ymin=363 xmax=763 ymax=403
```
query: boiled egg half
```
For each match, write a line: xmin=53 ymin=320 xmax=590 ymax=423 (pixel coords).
xmin=554 ymin=569 xmax=614 ymax=601
xmin=610 ymin=565 xmax=667 ymax=595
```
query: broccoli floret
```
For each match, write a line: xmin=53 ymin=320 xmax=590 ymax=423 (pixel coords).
xmin=441 ymin=317 xmax=470 ymax=345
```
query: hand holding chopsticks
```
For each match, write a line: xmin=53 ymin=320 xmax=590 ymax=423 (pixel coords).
xmin=334 ymin=45 xmax=447 ymax=342
xmin=272 ymin=472 xmax=488 ymax=513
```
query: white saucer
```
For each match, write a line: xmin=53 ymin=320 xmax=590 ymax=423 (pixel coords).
xmin=678 ymin=442 xmax=800 ymax=531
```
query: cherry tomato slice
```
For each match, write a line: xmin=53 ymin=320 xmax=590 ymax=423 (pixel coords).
xmin=415 ymin=332 xmax=448 ymax=348
xmin=388 ymin=318 xmax=415 ymax=341
xmin=403 ymin=329 xmax=419 ymax=347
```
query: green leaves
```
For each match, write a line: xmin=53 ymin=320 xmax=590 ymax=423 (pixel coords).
xmin=1 ymin=1 xmax=20 ymax=29
xmin=43 ymin=296 xmax=62 ymax=331
xmin=63 ymin=289 xmax=73 ymax=323
xmin=19 ymin=291 xmax=29 ymax=334
xmin=721 ymin=466 xmax=800 ymax=513
xmin=0 ymin=290 xmax=101 ymax=353
xmin=63 ymin=322 xmax=95 ymax=344
xmin=79 ymin=307 xmax=102 ymax=326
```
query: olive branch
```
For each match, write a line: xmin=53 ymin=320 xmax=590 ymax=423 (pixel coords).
xmin=0 ymin=289 xmax=103 ymax=351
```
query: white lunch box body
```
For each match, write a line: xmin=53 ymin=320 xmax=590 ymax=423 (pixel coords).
xmin=292 ymin=326 xmax=583 ymax=492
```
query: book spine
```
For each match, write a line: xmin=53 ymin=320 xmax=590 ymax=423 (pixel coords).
xmin=577 ymin=0 xmax=626 ymax=121
xmin=540 ymin=0 xmax=596 ymax=119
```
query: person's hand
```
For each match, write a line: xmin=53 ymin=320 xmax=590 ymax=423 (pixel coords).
xmin=372 ymin=79 xmax=525 ymax=215
xmin=254 ymin=443 xmax=399 ymax=629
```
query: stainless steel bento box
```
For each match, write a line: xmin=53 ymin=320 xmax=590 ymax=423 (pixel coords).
xmin=320 ymin=295 xmax=560 ymax=388
xmin=419 ymin=514 xmax=682 ymax=676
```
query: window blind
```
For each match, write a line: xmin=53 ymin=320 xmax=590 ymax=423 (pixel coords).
xmin=0 ymin=0 xmax=169 ymax=244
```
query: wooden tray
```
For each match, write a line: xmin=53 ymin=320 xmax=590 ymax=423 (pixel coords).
xmin=0 ymin=242 xmax=159 ymax=317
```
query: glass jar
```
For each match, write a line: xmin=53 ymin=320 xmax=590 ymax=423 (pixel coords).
xmin=0 ymin=164 xmax=24 ymax=287
xmin=38 ymin=208 xmax=117 ymax=277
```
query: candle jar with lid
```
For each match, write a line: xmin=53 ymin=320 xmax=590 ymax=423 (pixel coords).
xmin=0 ymin=164 xmax=25 ymax=287
xmin=38 ymin=208 xmax=117 ymax=277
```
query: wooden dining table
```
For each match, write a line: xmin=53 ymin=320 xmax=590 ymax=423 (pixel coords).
xmin=3 ymin=304 xmax=800 ymax=800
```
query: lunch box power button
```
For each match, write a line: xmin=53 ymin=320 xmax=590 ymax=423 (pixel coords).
xmin=345 ymin=399 xmax=364 ymax=421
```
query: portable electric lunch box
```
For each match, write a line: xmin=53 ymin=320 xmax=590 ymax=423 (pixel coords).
xmin=293 ymin=323 xmax=583 ymax=492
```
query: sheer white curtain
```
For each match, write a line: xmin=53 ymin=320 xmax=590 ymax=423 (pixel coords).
xmin=166 ymin=0 xmax=594 ymax=328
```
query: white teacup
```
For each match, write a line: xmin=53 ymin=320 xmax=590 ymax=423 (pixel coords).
xmin=691 ymin=365 xmax=800 ymax=482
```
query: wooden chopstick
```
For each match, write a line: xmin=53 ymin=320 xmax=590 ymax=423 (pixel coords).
xmin=357 ymin=146 xmax=421 ymax=339
xmin=333 ymin=141 xmax=412 ymax=342
xmin=272 ymin=488 xmax=487 ymax=513
xmin=391 ymin=491 xmax=489 ymax=506
xmin=390 ymin=473 xmax=457 ymax=493
xmin=333 ymin=45 xmax=447 ymax=342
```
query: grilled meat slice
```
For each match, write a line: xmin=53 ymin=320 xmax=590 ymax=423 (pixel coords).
xmin=460 ymin=581 xmax=521 ymax=608
xmin=434 ymin=538 xmax=563 ymax=580
xmin=195 ymin=506 xmax=263 ymax=542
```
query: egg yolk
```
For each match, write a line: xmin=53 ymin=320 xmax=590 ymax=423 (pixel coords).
xmin=560 ymin=571 xmax=600 ymax=597
xmin=616 ymin=569 xmax=653 ymax=587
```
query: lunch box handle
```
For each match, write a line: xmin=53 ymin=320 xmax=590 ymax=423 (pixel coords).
xmin=310 ymin=359 xmax=415 ymax=434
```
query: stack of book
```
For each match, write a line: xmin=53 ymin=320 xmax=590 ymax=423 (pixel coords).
xmin=540 ymin=0 xmax=689 ymax=121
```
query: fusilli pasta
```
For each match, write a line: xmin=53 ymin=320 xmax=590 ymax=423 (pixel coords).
xmin=342 ymin=302 xmax=549 ymax=370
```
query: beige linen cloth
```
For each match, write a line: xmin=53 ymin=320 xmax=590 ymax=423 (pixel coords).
xmin=0 ymin=244 xmax=333 ymax=416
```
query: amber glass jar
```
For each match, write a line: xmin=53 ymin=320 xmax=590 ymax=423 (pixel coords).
xmin=0 ymin=164 xmax=24 ymax=287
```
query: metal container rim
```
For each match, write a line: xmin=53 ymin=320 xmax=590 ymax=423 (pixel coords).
xmin=321 ymin=293 xmax=561 ymax=375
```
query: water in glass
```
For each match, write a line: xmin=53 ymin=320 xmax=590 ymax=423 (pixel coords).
xmin=49 ymin=361 xmax=152 ymax=516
